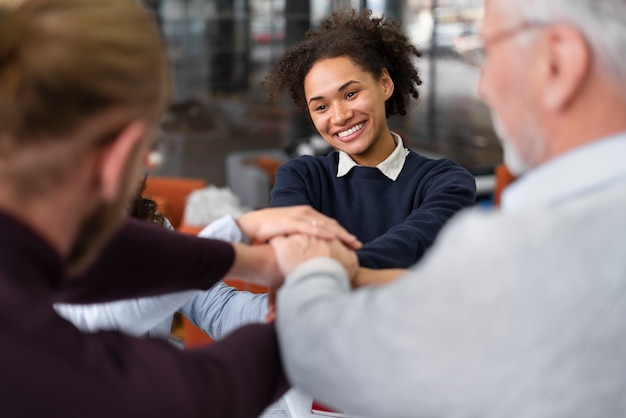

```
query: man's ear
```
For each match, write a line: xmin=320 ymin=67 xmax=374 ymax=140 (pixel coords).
xmin=541 ymin=24 xmax=591 ymax=111
xmin=97 ymin=120 xmax=148 ymax=203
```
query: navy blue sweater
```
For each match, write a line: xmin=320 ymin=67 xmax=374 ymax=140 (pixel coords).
xmin=271 ymin=150 xmax=476 ymax=268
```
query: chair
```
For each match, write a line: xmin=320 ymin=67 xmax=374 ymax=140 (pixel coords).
xmin=144 ymin=176 xmax=207 ymax=229
xmin=493 ymin=164 xmax=517 ymax=207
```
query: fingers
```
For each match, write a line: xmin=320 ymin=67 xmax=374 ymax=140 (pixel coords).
xmin=239 ymin=206 xmax=362 ymax=249
xmin=303 ymin=212 xmax=362 ymax=250
xmin=270 ymin=234 xmax=359 ymax=278
xmin=270 ymin=234 xmax=329 ymax=275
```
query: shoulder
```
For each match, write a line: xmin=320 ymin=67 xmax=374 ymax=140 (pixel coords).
xmin=417 ymin=194 xmax=625 ymax=290
xmin=406 ymin=149 xmax=466 ymax=170
xmin=277 ymin=152 xmax=339 ymax=175
xmin=403 ymin=151 xmax=474 ymax=182
xmin=282 ymin=152 xmax=338 ymax=167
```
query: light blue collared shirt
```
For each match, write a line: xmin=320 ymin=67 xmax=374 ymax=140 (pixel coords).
xmin=337 ymin=132 xmax=409 ymax=181
xmin=502 ymin=132 xmax=626 ymax=211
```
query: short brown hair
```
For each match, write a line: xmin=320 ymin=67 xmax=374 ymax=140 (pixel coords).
xmin=0 ymin=0 xmax=170 ymax=153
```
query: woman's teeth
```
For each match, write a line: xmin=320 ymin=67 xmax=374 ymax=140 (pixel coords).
xmin=337 ymin=123 xmax=364 ymax=138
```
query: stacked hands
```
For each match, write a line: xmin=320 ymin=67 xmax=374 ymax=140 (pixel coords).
xmin=234 ymin=205 xmax=361 ymax=286
xmin=228 ymin=206 xmax=407 ymax=322
xmin=270 ymin=232 xmax=360 ymax=279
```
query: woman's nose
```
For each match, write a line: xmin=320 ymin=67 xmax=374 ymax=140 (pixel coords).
xmin=331 ymin=103 xmax=353 ymax=125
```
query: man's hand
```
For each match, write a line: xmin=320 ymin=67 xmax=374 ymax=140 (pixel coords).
xmin=226 ymin=244 xmax=283 ymax=288
xmin=270 ymin=234 xmax=359 ymax=279
xmin=236 ymin=206 xmax=362 ymax=250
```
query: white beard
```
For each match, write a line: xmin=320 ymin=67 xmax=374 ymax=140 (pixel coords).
xmin=491 ymin=113 xmax=531 ymax=177
xmin=501 ymin=140 xmax=531 ymax=177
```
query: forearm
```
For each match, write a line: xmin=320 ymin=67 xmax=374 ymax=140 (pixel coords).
xmin=181 ymin=282 xmax=268 ymax=340
xmin=61 ymin=323 xmax=288 ymax=417
xmin=57 ymin=219 xmax=235 ymax=303
xmin=353 ymin=161 xmax=476 ymax=268
xmin=53 ymin=290 xmax=197 ymax=336
xmin=184 ymin=323 xmax=289 ymax=416
xmin=352 ymin=267 xmax=407 ymax=288
xmin=226 ymin=243 xmax=282 ymax=288
xmin=356 ymin=234 xmax=426 ymax=268
xmin=277 ymin=258 xmax=379 ymax=413
xmin=356 ymin=204 xmax=473 ymax=269
xmin=278 ymin=258 xmax=468 ymax=417
xmin=275 ymin=213 xmax=541 ymax=417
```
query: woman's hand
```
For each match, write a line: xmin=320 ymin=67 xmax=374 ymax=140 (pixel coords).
xmin=236 ymin=206 xmax=362 ymax=250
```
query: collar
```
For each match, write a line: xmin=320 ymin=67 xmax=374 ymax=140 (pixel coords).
xmin=501 ymin=132 xmax=626 ymax=211
xmin=337 ymin=132 xmax=409 ymax=180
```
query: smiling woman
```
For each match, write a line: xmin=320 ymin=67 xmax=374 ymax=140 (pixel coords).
xmin=304 ymin=56 xmax=394 ymax=166
xmin=264 ymin=8 xmax=477 ymax=271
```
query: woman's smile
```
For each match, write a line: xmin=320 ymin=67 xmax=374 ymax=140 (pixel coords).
xmin=336 ymin=122 xmax=366 ymax=141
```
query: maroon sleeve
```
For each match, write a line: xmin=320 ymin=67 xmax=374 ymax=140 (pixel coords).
xmin=5 ymin=317 xmax=288 ymax=418
xmin=56 ymin=218 xmax=236 ymax=303
xmin=184 ymin=323 xmax=289 ymax=416
xmin=1 ymin=212 xmax=288 ymax=417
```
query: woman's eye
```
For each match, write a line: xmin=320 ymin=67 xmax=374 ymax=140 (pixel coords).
xmin=346 ymin=91 xmax=358 ymax=99
xmin=313 ymin=104 xmax=327 ymax=112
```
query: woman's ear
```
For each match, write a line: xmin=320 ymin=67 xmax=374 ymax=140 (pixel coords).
xmin=97 ymin=120 xmax=148 ymax=203
xmin=380 ymin=68 xmax=395 ymax=100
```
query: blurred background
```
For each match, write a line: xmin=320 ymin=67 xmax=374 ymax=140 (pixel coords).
xmin=143 ymin=0 xmax=500 ymax=207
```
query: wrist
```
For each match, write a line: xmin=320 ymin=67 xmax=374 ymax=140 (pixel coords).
xmin=233 ymin=214 xmax=255 ymax=244
xmin=230 ymin=243 xmax=281 ymax=287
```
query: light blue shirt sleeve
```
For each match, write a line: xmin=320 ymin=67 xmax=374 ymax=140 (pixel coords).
xmin=180 ymin=281 xmax=268 ymax=340
xmin=196 ymin=213 xmax=251 ymax=243
xmin=53 ymin=290 xmax=196 ymax=337
xmin=191 ymin=214 xmax=268 ymax=340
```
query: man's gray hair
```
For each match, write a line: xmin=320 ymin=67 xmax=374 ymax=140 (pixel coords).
xmin=502 ymin=0 xmax=626 ymax=94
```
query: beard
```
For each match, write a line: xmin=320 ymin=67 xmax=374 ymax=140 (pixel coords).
xmin=65 ymin=193 xmax=127 ymax=276
xmin=65 ymin=141 xmax=146 ymax=276
xmin=491 ymin=111 xmax=545 ymax=177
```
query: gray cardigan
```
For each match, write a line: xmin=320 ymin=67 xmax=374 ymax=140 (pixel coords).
xmin=277 ymin=133 xmax=626 ymax=417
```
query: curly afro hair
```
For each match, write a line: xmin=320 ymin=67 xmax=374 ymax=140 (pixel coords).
xmin=264 ymin=8 xmax=422 ymax=117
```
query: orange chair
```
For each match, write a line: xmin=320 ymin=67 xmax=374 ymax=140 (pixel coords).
xmin=493 ymin=164 xmax=517 ymax=207
xmin=144 ymin=176 xmax=207 ymax=229
xmin=181 ymin=317 xmax=215 ymax=348
xmin=253 ymin=154 xmax=284 ymax=185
